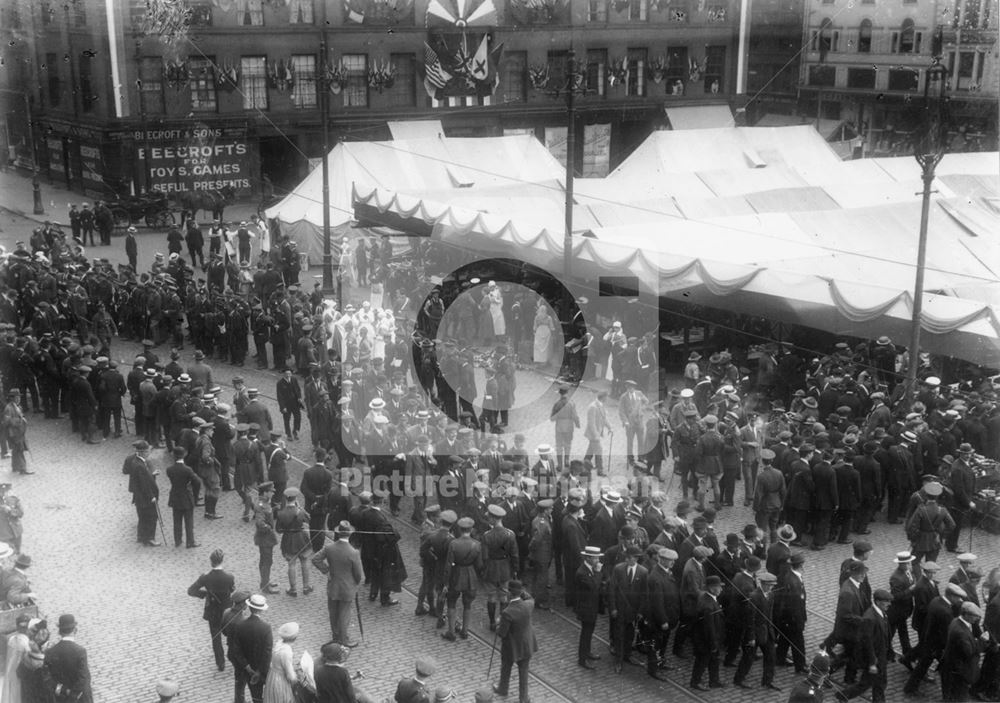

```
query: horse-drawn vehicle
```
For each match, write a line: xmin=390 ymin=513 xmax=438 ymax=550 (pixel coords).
xmin=108 ymin=192 xmax=176 ymax=230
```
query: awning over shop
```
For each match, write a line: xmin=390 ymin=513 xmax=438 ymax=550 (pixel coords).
xmin=665 ymin=105 xmax=735 ymax=130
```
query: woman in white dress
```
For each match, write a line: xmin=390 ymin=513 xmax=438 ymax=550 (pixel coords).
xmin=533 ymin=302 xmax=555 ymax=366
xmin=487 ymin=281 xmax=506 ymax=341
xmin=339 ymin=238 xmax=356 ymax=288
xmin=2 ymin=614 xmax=31 ymax=703
xmin=263 ymin=622 xmax=299 ymax=703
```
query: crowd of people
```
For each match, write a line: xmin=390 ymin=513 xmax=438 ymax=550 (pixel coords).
xmin=3 ymin=211 xmax=1000 ymax=703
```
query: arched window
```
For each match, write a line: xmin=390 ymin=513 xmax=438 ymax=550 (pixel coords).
xmin=858 ymin=19 xmax=872 ymax=53
xmin=899 ymin=18 xmax=915 ymax=53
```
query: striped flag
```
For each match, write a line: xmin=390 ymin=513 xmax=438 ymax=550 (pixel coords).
xmin=424 ymin=42 xmax=452 ymax=99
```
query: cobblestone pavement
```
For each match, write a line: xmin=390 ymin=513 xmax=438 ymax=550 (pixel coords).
xmin=4 ymin=171 xmax=999 ymax=702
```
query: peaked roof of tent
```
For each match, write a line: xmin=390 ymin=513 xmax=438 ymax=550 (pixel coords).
xmin=264 ymin=135 xmax=566 ymax=229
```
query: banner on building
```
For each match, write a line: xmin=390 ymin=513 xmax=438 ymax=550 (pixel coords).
xmin=133 ymin=125 xmax=254 ymax=195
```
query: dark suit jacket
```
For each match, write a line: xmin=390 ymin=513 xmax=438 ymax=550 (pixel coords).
xmin=230 ymin=613 xmax=272 ymax=678
xmin=166 ymin=461 xmax=200 ymax=510
xmin=123 ymin=454 xmax=158 ymax=505
xmin=922 ymin=596 xmax=957 ymax=655
xmin=45 ymin=638 xmax=93 ymax=703
xmin=810 ymin=461 xmax=839 ymax=511
xmin=498 ymin=595 xmax=538 ymax=662
xmin=692 ymin=592 xmax=725 ymax=653
xmin=942 ymin=617 xmax=981 ymax=685
xmin=300 ymin=464 xmax=333 ymax=513
xmin=888 ymin=567 xmax=915 ymax=621
xmin=187 ymin=568 xmax=235 ymax=621
xmin=834 ymin=462 xmax=861 ymax=511
xmin=834 ymin=578 xmax=867 ymax=642
xmin=573 ymin=564 xmax=601 ymax=623
xmin=609 ymin=562 xmax=648 ymax=620
xmin=855 ymin=607 xmax=890 ymax=683
xmin=777 ymin=570 xmax=807 ymax=625
xmin=645 ymin=564 xmax=680 ymax=628
xmin=588 ymin=506 xmax=620 ymax=552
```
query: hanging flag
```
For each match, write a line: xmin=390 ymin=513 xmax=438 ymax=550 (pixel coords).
xmin=423 ymin=42 xmax=452 ymax=99
xmin=344 ymin=0 xmax=365 ymax=23
xmin=426 ymin=0 xmax=497 ymax=27
xmin=471 ymin=34 xmax=489 ymax=81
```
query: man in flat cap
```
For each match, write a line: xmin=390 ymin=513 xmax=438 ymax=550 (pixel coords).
xmin=395 ymin=657 xmax=437 ymax=703
xmin=166 ymin=446 xmax=201 ymax=548
xmin=644 ymin=546 xmax=680 ymax=679
xmin=312 ymin=520 xmax=363 ymax=646
xmin=609 ymin=544 xmax=648 ymax=671
xmin=904 ymin=580 xmax=967 ymax=696
xmin=940 ymin=601 xmax=986 ymax=702
xmin=527 ymin=499 xmax=554 ymax=611
xmin=734 ymin=571 xmax=780 ymax=690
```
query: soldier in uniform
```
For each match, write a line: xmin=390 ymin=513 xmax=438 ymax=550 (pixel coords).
xmin=442 ymin=516 xmax=483 ymax=641
xmin=482 ymin=504 xmax=519 ymax=632
xmin=252 ymin=482 xmax=280 ymax=594
xmin=251 ymin=305 xmax=270 ymax=370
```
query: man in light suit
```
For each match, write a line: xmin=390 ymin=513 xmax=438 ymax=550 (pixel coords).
xmin=45 ymin=614 xmax=93 ymax=703
xmin=739 ymin=411 xmax=763 ymax=507
xmin=493 ymin=579 xmax=538 ymax=703
xmin=550 ymin=386 xmax=580 ymax=471
xmin=584 ymin=391 xmax=611 ymax=476
xmin=312 ymin=520 xmax=364 ymax=647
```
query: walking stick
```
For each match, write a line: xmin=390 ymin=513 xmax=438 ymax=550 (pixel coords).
xmin=154 ymin=499 xmax=168 ymax=545
xmin=355 ymin=592 xmax=365 ymax=641
xmin=486 ymin=627 xmax=499 ymax=679
xmin=607 ymin=431 xmax=614 ymax=475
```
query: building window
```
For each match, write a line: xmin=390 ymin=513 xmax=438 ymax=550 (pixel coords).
xmin=42 ymin=4 xmax=53 ymax=25
xmin=290 ymin=54 xmax=316 ymax=108
xmin=189 ymin=57 xmax=217 ymax=111
xmin=813 ymin=18 xmax=834 ymax=56
xmin=893 ymin=18 xmax=918 ymax=53
xmin=629 ymin=0 xmax=648 ymax=21
xmin=501 ymin=51 xmax=527 ymax=104
xmin=954 ymin=0 xmax=992 ymax=28
xmin=139 ymin=57 xmax=164 ymax=114
xmin=809 ymin=65 xmax=836 ymax=86
xmin=847 ymin=67 xmax=876 ymax=88
xmin=586 ymin=49 xmax=607 ymax=96
xmin=626 ymin=48 xmax=646 ymax=96
xmin=288 ymin=0 xmax=313 ymax=23
xmin=342 ymin=54 xmax=368 ymax=107
xmin=547 ymin=50 xmax=569 ymax=90
xmin=858 ymin=19 xmax=872 ymax=53
xmin=240 ymin=0 xmax=264 ymax=25
xmin=46 ymin=52 xmax=61 ymax=107
xmin=668 ymin=3 xmax=687 ymax=22
xmin=387 ymin=53 xmax=416 ymax=107
xmin=74 ymin=0 xmax=87 ymax=26
xmin=703 ymin=45 xmax=725 ymax=93
xmin=887 ymin=68 xmax=918 ymax=90
xmin=707 ymin=5 xmax=727 ymax=21
xmin=241 ymin=56 xmax=268 ymax=110
xmin=588 ymin=0 xmax=607 ymax=21
xmin=665 ymin=46 xmax=688 ymax=94
xmin=80 ymin=52 xmax=95 ymax=112
xmin=951 ymin=50 xmax=986 ymax=90
xmin=190 ymin=3 xmax=213 ymax=26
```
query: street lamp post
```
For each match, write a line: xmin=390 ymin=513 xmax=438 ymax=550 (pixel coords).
xmin=318 ymin=39 xmax=334 ymax=293
xmin=906 ymin=55 xmax=949 ymax=402
xmin=536 ymin=48 xmax=590 ymax=285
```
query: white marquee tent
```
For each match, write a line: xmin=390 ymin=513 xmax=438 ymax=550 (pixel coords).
xmin=350 ymin=125 xmax=1000 ymax=365
xmin=263 ymin=134 xmax=566 ymax=261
